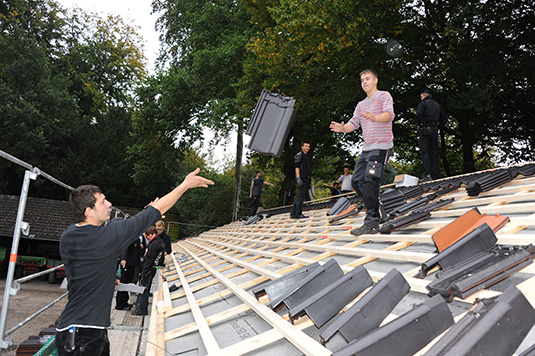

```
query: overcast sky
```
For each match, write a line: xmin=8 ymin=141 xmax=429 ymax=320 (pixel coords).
xmin=55 ymin=0 xmax=248 ymax=169
xmin=57 ymin=0 xmax=160 ymax=73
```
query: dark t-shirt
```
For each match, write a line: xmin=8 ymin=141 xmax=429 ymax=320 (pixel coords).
xmin=294 ymin=151 xmax=312 ymax=181
xmin=57 ymin=206 xmax=161 ymax=331
xmin=252 ymin=178 xmax=264 ymax=196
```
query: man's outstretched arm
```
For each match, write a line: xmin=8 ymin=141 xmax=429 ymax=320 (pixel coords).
xmin=150 ymin=168 xmax=214 ymax=215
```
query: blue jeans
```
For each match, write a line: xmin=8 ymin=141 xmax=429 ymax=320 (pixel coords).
xmin=55 ymin=327 xmax=109 ymax=356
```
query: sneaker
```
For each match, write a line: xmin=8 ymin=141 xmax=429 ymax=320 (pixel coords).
xmin=350 ymin=224 xmax=378 ymax=236
xmin=296 ymin=214 xmax=309 ymax=219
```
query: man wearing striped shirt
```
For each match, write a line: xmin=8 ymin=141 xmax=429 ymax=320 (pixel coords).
xmin=329 ymin=69 xmax=394 ymax=236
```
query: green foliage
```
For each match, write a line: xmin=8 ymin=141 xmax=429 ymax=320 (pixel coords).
xmin=167 ymin=151 xmax=234 ymax=237
xmin=0 ymin=0 xmax=148 ymax=206
xmin=396 ymin=0 xmax=535 ymax=171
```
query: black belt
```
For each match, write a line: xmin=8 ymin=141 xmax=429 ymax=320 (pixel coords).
xmin=421 ymin=121 xmax=437 ymax=127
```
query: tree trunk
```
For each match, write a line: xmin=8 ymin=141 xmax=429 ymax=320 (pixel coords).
xmin=232 ymin=120 xmax=244 ymax=221
xmin=458 ymin=114 xmax=476 ymax=173
xmin=278 ymin=139 xmax=295 ymax=207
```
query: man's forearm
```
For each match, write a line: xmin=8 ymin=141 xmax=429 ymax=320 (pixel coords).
xmin=374 ymin=112 xmax=392 ymax=122
xmin=152 ymin=183 xmax=189 ymax=215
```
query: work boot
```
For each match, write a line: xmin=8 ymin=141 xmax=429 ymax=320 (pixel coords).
xmin=350 ymin=224 xmax=378 ymax=237
xmin=420 ymin=174 xmax=432 ymax=183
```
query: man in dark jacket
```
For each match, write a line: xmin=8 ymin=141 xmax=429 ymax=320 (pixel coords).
xmin=290 ymin=141 xmax=312 ymax=219
xmin=417 ymin=88 xmax=447 ymax=181
xmin=155 ymin=220 xmax=172 ymax=254
xmin=115 ymin=235 xmax=143 ymax=310
xmin=132 ymin=226 xmax=166 ymax=316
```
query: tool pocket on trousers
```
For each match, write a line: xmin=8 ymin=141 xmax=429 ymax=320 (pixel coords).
xmin=365 ymin=161 xmax=383 ymax=181
xmin=420 ymin=126 xmax=432 ymax=136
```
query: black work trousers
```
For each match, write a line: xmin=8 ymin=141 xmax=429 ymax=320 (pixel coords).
xmin=115 ymin=264 xmax=135 ymax=308
xmin=419 ymin=125 xmax=441 ymax=179
xmin=290 ymin=180 xmax=309 ymax=218
xmin=249 ymin=195 xmax=261 ymax=216
xmin=55 ymin=327 xmax=109 ymax=356
xmin=134 ymin=268 xmax=156 ymax=315
xmin=351 ymin=148 xmax=392 ymax=229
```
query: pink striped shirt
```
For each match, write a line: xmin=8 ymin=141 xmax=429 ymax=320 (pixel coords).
xmin=348 ymin=90 xmax=394 ymax=151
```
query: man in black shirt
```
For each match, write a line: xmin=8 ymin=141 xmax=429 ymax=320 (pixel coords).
xmin=249 ymin=171 xmax=274 ymax=216
xmin=132 ymin=226 xmax=165 ymax=316
xmin=55 ymin=168 xmax=213 ymax=356
xmin=115 ymin=233 xmax=143 ymax=310
xmin=417 ymin=88 xmax=447 ymax=181
xmin=155 ymin=220 xmax=172 ymax=254
xmin=290 ymin=141 xmax=312 ymax=219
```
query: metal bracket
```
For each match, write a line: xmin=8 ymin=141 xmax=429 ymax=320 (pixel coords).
xmin=20 ymin=221 xmax=30 ymax=236
xmin=9 ymin=281 xmax=20 ymax=296
xmin=0 ymin=337 xmax=12 ymax=350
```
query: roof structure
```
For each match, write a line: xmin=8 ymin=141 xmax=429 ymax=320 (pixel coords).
xmin=145 ymin=165 xmax=535 ymax=355
xmin=0 ymin=194 xmax=73 ymax=242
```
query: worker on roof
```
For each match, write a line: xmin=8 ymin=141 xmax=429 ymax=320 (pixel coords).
xmin=55 ymin=169 xmax=213 ymax=356
xmin=329 ymin=69 xmax=394 ymax=236
xmin=290 ymin=141 xmax=312 ymax=219
xmin=416 ymin=88 xmax=447 ymax=181
xmin=249 ymin=170 xmax=274 ymax=216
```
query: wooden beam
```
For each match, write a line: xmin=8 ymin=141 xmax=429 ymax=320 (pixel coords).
xmin=170 ymin=253 xmax=222 ymax=355
xmin=177 ymin=241 xmax=332 ymax=356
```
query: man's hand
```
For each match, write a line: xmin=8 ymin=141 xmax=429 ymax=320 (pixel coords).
xmin=120 ymin=260 xmax=126 ymax=268
xmin=329 ymin=121 xmax=345 ymax=133
xmin=363 ymin=112 xmax=375 ymax=122
xmin=150 ymin=168 xmax=214 ymax=215
xmin=183 ymin=168 xmax=215 ymax=189
xmin=296 ymin=177 xmax=303 ymax=187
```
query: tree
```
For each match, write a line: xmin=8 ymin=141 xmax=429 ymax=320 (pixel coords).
xmin=396 ymin=0 xmax=535 ymax=173
xmin=153 ymin=0 xmax=258 ymax=218
xmin=0 ymin=0 xmax=77 ymax=197
xmin=242 ymin=0 xmax=407 ymax=203
xmin=0 ymin=1 xmax=150 ymax=206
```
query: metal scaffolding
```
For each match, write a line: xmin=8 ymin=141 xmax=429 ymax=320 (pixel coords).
xmin=0 ymin=149 xmax=74 ymax=355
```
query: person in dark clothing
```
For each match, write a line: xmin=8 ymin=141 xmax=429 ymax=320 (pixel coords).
xmin=155 ymin=220 xmax=172 ymax=254
xmin=115 ymin=236 xmax=143 ymax=310
xmin=249 ymin=171 xmax=274 ymax=216
xmin=290 ymin=141 xmax=312 ymax=219
xmin=55 ymin=168 xmax=213 ymax=356
xmin=417 ymin=88 xmax=447 ymax=181
xmin=330 ymin=182 xmax=340 ymax=197
xmin=132 ymin=226 xmax=166 ymax=316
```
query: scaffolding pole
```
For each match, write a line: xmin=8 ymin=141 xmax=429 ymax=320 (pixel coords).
xmin=0 ymin=169 xmax=37 ymax=353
